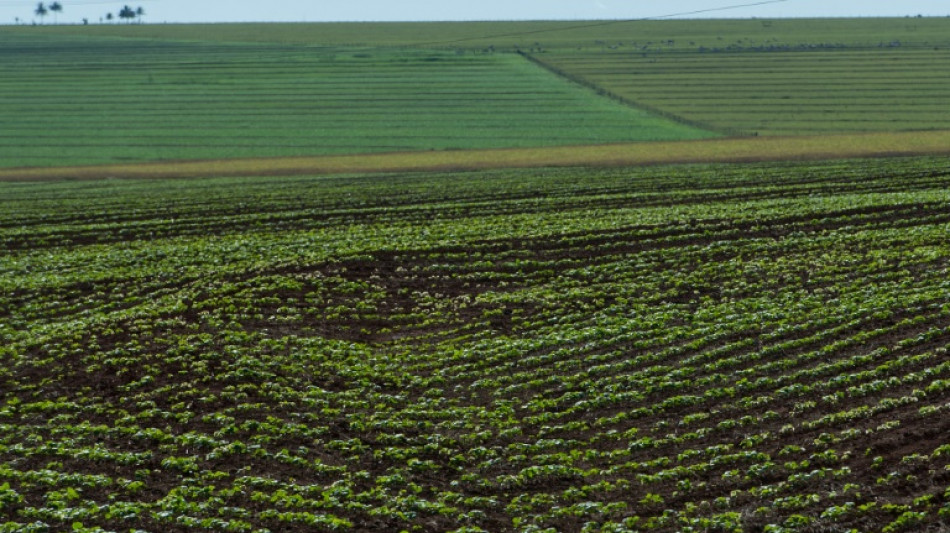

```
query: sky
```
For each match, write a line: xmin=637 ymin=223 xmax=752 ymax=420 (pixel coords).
xmin=4 ymin=0 xmax=949 ymax=25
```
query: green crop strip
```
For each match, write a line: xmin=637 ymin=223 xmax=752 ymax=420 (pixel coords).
xmin=0 ymin=33 xmax=712 ymax=168
xmin=3 ymin=157 xmax=950 ymax=531
xmin=534 ymin=48 xmax=950 ymax=136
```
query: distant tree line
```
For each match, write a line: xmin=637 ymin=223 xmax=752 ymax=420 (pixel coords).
xmin=32 ymin=2 xmax=60 ymax=24
xmin=25 ymin=3 xmax=145 ymax=24
xmin=116 ymin=5 xmax=146 ymax=24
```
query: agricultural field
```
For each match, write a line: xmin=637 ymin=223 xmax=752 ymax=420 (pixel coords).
xmin=28 ymin=18 xmax=950 ymax=52
xmin=6 ymin=17 xmax=950 ymax=168
xmin=3 ymin=156 xmax=950 ymax=531
xmin=531 ymin=47 xmax=950 ymax=136
xmin=481 ymin=17 xmax=950 ymax=136
xmin=0 ymin=32 xmax=710 ymax=168
xmin=5 ymin=15 xmax=950 ymax=533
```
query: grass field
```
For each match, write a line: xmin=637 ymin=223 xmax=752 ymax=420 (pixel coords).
xmin=0 ymin=32 xmax=711 ymax=168
xmin=3 ymin=157 xmax=950 ymax=531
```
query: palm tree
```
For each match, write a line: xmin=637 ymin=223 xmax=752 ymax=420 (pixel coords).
xmin=118 ymin=5 xmax=135 ymax=23
xmin=48 ymin=1 xmax=62 ymax=23
xmin=34 ymin=2 xmax=47 ymax=24
xmin=105 ymin=12 xmax=113 ymax=23
xmin=135 ymin=6 xmax=144 ymax=24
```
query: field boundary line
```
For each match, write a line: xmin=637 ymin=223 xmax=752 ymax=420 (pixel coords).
xmin=518 ymin=51 xmax=743 ymax=137
xmin=2 ymin=131 xmax=950 ymax=181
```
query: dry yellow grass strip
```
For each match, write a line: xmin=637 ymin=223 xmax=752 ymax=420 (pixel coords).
xmin=3 ymin=131 xmax=950 ymax=181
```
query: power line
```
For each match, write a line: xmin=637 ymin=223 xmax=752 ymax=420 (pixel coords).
xmin=414 ymin=0 xmax=792 ymax=47
xmin=649 ymin=0 xmax=792 ymax=19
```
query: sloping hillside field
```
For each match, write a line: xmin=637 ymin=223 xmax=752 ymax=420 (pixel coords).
xmin=0 ymin=33 xmax=711 ymax=168
xmin=3 ymin=157 xmax=950 ymax=531
xmin=15 ymin=17 xmax=950 ymax=142
xmin=7 ymin=17 xmax=950 ymax=169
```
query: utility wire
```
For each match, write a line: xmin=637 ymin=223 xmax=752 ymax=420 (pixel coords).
xmin=414 ymin=0 xmax=792 ymax=47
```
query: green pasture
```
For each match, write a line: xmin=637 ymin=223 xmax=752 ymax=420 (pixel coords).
xmin=0 ymin=32 xmax=711 ymax=168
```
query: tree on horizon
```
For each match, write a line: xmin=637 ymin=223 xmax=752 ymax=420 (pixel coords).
xmin=49 ymin=1 xmax=62 ymax=23
xmin=118 ymin=5 xmax=136 ymax=23
xmin=34 ymin=2 xmax=47 ymax=24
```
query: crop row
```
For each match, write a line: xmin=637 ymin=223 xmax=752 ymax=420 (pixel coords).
xmin=2 ymin=156 xmax=950 ymax=531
